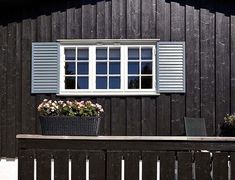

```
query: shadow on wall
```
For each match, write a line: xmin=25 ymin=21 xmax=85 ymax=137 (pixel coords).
xmin=0 ymin=0 xmax=235 ymax=26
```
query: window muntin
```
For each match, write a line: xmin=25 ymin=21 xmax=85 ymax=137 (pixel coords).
xmin=61 ymin=44 xmax=156 ymax=95
xmin=64 ymin=48 xmax=89 ymax=90
xmin=127 ymin=47 xmax=153 ymax=90
xmin=96 ymin=47 xmax=121 ymax=89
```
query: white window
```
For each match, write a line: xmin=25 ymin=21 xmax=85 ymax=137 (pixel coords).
xmin=59 ymin=40 xmax=157 ymax=95
xmin=31 ymin=40 xmax=186 ymax=95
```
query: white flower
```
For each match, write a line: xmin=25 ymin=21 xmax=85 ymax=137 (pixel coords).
xmin=43 ymin=99 xmax=48 ymax=102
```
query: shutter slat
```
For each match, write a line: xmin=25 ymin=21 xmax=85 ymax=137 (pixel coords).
xmin=157 ymin=42 xmax=185 ymax=93
xmin=32 ymin=42 xmax=59 ymax=93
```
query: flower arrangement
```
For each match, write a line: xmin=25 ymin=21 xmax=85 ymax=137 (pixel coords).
xmin=37 ymin=99 xmax=104 ymax=117
xmin=221 ymin=113 xmax=235 ymax=130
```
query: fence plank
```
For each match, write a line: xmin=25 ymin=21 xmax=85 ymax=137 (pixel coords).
xmin=213 ymin=152 xmax=228 ymax=180
xmin=36 ymin=151 xmax=51 ymax=180
xmin=71 ymin=151 xmax=86 ymax=180
xmin=54 ymin=151 xmax=69 ymax=180
xmin=195 ymin=152 xmax=211 ymax=180
xmin=124 ymin=151 xmax=140 ymax=180
xmin=89 ymin=151 xmax=106 ymax=180
xmin=178 ymin=152 xmax=192 ymax=180
xmin=142 ymin=151 xmax=158 ymax=180
xmin=160 ymin=151 xmax=175 ymax=180
xmin=107 ymin=151 xmax=122 ymax=180
xmin=230 ymin=152 xmax=235 ymax=180
xmin=18 ymin=150 xmax=34 ymax=180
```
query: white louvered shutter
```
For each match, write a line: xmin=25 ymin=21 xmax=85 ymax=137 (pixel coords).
xmin=157 ymin=42 xmax=185 ymax=93
xmin=31 ymin=42 xmax=60 ymax=93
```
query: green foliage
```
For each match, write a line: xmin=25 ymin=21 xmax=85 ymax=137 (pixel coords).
xmin=37 ymin=99 xmax=104 ymax=117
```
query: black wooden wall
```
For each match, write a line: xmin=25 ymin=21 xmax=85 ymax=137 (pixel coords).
xmin=0 ymin=0 xmax=234 ymax=157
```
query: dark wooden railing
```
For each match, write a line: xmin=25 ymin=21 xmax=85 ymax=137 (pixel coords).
xmin=17 ymin=135 xmax=235 ymax=180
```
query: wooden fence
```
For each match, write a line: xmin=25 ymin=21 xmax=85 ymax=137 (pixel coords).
xmin=17 ymin=135 xmax=235 ymax=180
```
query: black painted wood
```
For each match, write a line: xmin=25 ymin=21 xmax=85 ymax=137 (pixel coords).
xmin=89 ymin=151 xmax=106 ymax=180
xmin=18 ymin=150 xmax=34 ymax=180
xmin=213 ymin=152 xmax=228 ymax=180
xmin=178 ymin=152 xmax=192 ymax=180
xmin=124 ymin=151 xmax=140 ymax=180
xmin=195 ymin=152 xmax=211 ymax=180
xmin=1 ymin=0 xmax=235 ymax=158
xmin=54 ymin=151 xmax=69 ymax=180
xmin=106 ymin=151 xmax=122 ymax=180
xmin=142 ymin=151 xmax=158 ymax=180
xmin=230 ymin=152 xmax=235 ymax=180
xmin=36 ymin=151 xmax=51 ymax=180
xmin=71 ymin=151 xmax=86 ymax=180
xmin=160 ymin=151 xmax=175 ymax=180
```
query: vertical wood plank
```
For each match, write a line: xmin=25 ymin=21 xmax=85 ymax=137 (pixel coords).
xmin=171 ymin=0 xmax=186 ymax=136
xmin=111 ymin=98 xmax=126 ymax=135
xmin=112 ymin=0 xmax=127 ymax=38
xmin=200 ymin=0 xmax=216 ymax=135
xmin=21 ymin=7 xmax=36 ymax=134
xmin=157 ymin=95 xmax=171 ymax=135
xmin=177 ymin=152 xmax=192 ymax=180
xmin=82 ymin=0 xmax=96 ymax=38
xmin=142 ymin=151 xmax=158 ymax=180
xmin=15 ymin=20 xmax=22 ymax=154
xmin=107 ymin=151 xmax=122 ymax=180
xmin=127 ymin=0 xmax=140 ymax=38
xmin=213 ymin=152 xmax=228 ymax=180
xmin=156 ymin=0 xmax=171 ymax=136
xmin=126 ymin=97 xmax=141 ymax=135
xmin=142 ymin=97 xmax=156 ymax=135
xmin=54 ymin=151 xmax=69 ymax=180
xmin=89 ymin=151 xmax=106 ymax=180
xmin=215 ymin=0 xmax=230 ymax=133
xmin=195 ymin=152 xmax=211 ymax=180
xmin=160 ymin=151 xmax=175 ymax=180
xmin=36 ymin=151 xmax=51 ymax=180
xmin=124 ymin=152 xmax=140 ymax=180
xmin=230 ymin=152 xmax=235 ymax=180
xmin=7 ymin=20 xmax=17 ymax=157
xmin=18 ymin=150 xmax=34 ymax=180
xmin=231 ymin=3 xmax=235 ymax=113
xmin=66 ymin=0 xmax=82 ymax=39
xmin=0 ymin=18 xmax=8 ymax=157
xmin=97 ymin=98 xmax=111 ymax=135
xmin=104 ymin=0 xmax=112 ymax=38
xmin=185 ymin=0 xmax=200 ymax=118
xmin=71 ymin=151 xmax=86 ymax=180
xmin=97 ymin=0 xmax=105 ymax=39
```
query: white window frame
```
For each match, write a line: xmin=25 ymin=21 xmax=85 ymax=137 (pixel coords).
xmin=58 ymin=39 xmax=160 ymax=96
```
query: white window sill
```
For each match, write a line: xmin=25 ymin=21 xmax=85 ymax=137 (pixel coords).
xmin=57 ymin=91 xmax=160 ymax=96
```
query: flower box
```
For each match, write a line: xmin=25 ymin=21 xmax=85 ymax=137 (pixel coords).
xmin=40 ymin=116 xmax=101 ymax=136
xmin=37 ymin=99 xmax=104 ymax=136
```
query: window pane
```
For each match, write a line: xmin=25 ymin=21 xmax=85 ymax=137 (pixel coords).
xmin=141 ymin=48 xmax=152 ymax=60
xmin=141 ymin=62 xmax=152 ymax=74
xmin=109 ymin=62 xmax=120 ymax=74
xmin=65 ymin=49 xmax=75 ymax=60
xmin=65 ymin=77 xmax=75 ymax=89
xmin=96 ymin=48 xmax=107 ymax=60
xmin=109 ymin=48 xmax=120 ymax=60
xmin=96 ymin=62 xmax=107 ymax=74
xmin=141 ymin=76 xmax=152 ymax=89
xmin=128 ymin=48 xmax=139 ymax=60
xmin=77 ymin=77 xmax=89 ymax=89
xmin=77 ymin=62 xmax=89 ymax=75
xmin=77 ymin=49 xmax=89 ymax=60
xmin=128 ymin=62 xmax=139 ymax=74
xmin=96 ymin=76 xmax=107 ymax=89
xmin=109 ymin=76 xmax=120 ymax=89
xmin=65 ymin=62 xmax=75 ymax=75
xmin=128 ymin=76 xmax=139 ymax=89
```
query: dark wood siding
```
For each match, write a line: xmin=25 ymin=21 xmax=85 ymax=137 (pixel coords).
xmin=0 ymin=0 xmax=234 ymax=157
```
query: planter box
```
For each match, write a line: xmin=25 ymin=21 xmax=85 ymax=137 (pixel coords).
xmin=40 ymin=116 xmax=101 ymax=136
xmin=219 ymin=128 xmax=235 ymax=137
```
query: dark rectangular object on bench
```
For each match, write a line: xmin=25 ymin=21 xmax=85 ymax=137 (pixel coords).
xmin=184 ymin=117 xmax=207 ymax=136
